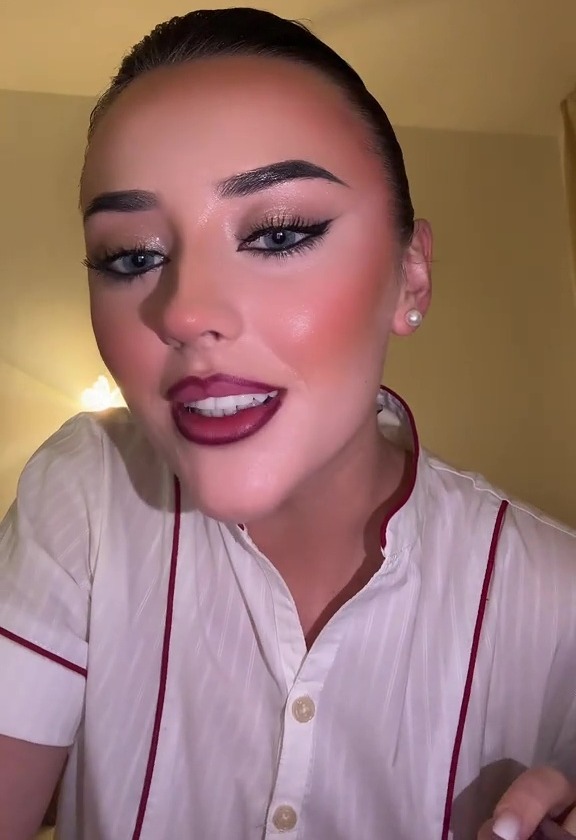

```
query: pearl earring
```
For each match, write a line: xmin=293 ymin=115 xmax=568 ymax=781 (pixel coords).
xmin=405 ymin=309 xmax=423 ymax=328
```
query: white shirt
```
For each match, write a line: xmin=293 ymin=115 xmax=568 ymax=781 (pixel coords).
xmin=1 ymin=390 xmax=575 ymax=840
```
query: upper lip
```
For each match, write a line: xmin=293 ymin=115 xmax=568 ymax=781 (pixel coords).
xmin=166 ymin=374 xmax=282 ymax=403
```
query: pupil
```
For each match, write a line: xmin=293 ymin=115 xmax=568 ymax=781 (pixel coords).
xmin=272 ymin=231 xmax=286 ymax=245
xmin=133 ymin=253 xmax=146 ymax=267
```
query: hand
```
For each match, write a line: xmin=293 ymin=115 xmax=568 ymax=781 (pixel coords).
xmin=477 ymin=767 xmax=576 ymax=839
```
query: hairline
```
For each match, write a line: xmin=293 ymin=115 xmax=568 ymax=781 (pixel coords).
xmin=83 ymin=49 xmax=410 ymax=249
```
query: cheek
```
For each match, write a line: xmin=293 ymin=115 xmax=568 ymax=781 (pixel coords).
xmin=89 ymin=286 xmax=160 ymax=388
xmin=255 ymin=255 xmax=393 ymax=378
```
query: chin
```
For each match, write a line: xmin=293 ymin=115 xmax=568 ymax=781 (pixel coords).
xmin=188 ymin=496 xmax=283 ymax=526
xmin=179 ymin=472 xmax=290 ymax=525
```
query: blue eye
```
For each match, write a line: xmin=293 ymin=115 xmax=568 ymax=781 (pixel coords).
xmin=83 ymin=249 xmax=167 ymax=280
xmin=109 ymin=251 xmax=164 ymax=275
xmin=239 ymin=219 xmax=332 ymax=258
xmin=250 ymin=229 xmax=310 ymax=251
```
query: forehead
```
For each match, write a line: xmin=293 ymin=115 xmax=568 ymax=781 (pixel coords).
xmin=81 ymin=55 xmax=385 ymax=203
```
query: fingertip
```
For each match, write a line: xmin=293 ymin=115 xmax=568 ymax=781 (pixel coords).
xmin=493 ymin=811 xmax=522 ymax=840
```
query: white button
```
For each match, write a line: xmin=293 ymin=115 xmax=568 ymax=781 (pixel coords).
xmin=291 ymin=695 xmax=315 ymax=723
xmin=272 ymin=805 xmax=298 ymax=831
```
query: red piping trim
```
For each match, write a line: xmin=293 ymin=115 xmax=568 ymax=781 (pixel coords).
xmin=131 ymin=476 xmax=181 ymax=840
xmin=441 ymin=499 xmax=509 ymax=840
xmin=378 ymin=386 xmax=420 ymax=548
xmin=0 ymin=626 xmax=87 ymax=678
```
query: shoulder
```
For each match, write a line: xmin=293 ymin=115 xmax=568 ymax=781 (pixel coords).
xmin=424 ymin=450 xmax=575 ymax=545
xmin=498 ymin=500 xmax=576 ymax=628
xmin=423 ymin=451 xmax=576 ymax=601
xmin=21 ymin=409 xmax=133 ymax=481
xmin=26 ymin=407 xmax=154 ymax=460
xmin=14 ymin=411 xmax=109 ymax=526
xmin=20 ymin=408 xmax=162 ymax=497
xmin=2 ymin=410 xmax=172 ymax=599
xmin=9 ymin=409 xmax=168 ymax=548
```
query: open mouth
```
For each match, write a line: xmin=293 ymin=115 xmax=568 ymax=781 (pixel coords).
xmin=169 ymin=376 xmax=284 ymax=446
xmin=183 ymin=390 xmax=279 ymax=418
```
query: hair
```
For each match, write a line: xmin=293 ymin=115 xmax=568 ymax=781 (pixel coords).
xmin=88 ymin=7 xmax=415 ymax=246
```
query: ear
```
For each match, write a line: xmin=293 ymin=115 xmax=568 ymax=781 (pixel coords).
xmin=392 ymin=219 xmax=433 ymax=337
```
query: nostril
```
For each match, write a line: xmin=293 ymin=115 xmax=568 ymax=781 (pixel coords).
xmin=199 ymin=329 xmax=224 ymax=343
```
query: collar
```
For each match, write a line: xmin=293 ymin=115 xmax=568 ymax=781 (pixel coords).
xmin=377 ymin=387 xmax=425 ymax=571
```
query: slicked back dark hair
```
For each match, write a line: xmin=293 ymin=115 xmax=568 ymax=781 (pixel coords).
xmin=88 ymin=7 xmax=415 ymax=245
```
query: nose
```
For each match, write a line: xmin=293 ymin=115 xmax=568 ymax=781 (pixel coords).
xmin=144 ymin=261 xmax=243 ymax=348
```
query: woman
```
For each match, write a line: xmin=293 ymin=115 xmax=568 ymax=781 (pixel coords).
xmin=0 ymin=8 xmax=575 ymax=840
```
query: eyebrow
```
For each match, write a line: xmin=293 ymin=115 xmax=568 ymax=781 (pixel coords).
xmin=216 ymin=159 xmax=348 ymax=197
xmin=83 ymin=190 xmax=157 ymax=221
xmin=82 ymin=160 xmax=347 ymax=221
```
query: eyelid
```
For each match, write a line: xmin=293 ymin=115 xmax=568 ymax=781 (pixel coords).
xmin=84 ymin=234 xmax=167 ymax=257
xmin=237 ymin=215 xmax=331 ymax=242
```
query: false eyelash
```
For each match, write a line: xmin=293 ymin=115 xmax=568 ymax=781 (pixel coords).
xmin=82 ymin=243 xmax=168 ymax=281
xmin=83 ymin=245 xmax=143 ymax=269
xmin=238 ymin=216 xmax=333 ymax=259
xmin=241 ymin=214 xmax=322 ymax=243
xmin=82 ymin=254 xmax=113 ymax=273
xmin=81 ymin=252 xmax=134 ymax=282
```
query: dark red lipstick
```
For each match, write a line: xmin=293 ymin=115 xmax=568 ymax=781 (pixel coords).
xmin=167 ymin=374 xmax=284 ymax=446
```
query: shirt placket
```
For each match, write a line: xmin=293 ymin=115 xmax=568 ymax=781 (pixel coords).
xmin=263 ymin=618 xmax=344 ymax=838
xmin=229 ymin=524 xmax=415 ymax=840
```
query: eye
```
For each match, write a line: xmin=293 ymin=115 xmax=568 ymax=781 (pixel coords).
xmin=83 ymin=249 xmax=168 ymax=280
xmin=238 ymin=219 xmax=332 ymax=258
xmin=247 ymin=228 xmax=310 ymax=252
xmin=110 ymin=251 xmax=164 ymax=275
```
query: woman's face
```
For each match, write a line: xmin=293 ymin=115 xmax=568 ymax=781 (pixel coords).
xmin=81 ymin=55 xmax=431 ymax=521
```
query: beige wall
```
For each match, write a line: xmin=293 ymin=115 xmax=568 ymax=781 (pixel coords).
xmin=1 ymin=90 xmax=575 ymax=524
xmin=387 ymin=127 xmax=576 ymax=525
xmin=0 ymin=90 xmax=103 ymax=515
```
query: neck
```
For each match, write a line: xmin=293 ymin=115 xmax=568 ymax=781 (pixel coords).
xmin=246 ymin=414 xmax=411 ymax=644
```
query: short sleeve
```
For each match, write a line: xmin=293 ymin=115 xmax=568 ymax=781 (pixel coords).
xmin=0 ymin=413 xmax=103 ymax=747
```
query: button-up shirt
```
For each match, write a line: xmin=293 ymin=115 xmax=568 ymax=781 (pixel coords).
xmin=1 ymin=390 xmax=575 ymax=840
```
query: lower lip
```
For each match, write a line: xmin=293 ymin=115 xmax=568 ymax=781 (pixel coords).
xmin=171 ymin=392 xmax=284 ymax=446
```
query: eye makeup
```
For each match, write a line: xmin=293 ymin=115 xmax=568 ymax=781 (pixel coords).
xmin=83 ymin=243 xmax=169 ymax=281
xmin=237 ymin=214 xmax=333 ymax=259
xmin=83 ymin=234 xmax=169 ymax=281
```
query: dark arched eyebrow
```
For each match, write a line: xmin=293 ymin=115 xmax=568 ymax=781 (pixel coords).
xmin=83 ymin=190 xmax=157 ymax=221
xmin=82 ymin=159 xmax=348 ymax=221
xmin=216 ymin=159 xmax=348 ymax=197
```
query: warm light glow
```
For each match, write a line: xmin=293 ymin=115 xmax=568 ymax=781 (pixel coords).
xmin=80 ymin=376 xmax=126 ymax=412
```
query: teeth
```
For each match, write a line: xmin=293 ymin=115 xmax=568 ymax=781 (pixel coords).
xmin=184 ymin=391 xmax=278 ymax=417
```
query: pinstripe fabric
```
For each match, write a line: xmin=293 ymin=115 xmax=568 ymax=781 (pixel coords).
xmin=1 ymin=394 xmax=575 ymax=840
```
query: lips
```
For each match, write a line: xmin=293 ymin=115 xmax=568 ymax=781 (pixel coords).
xmin=168 ymin=374 xmax=284 ymax=446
